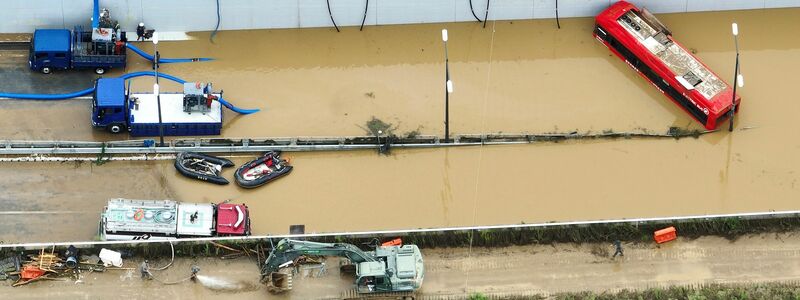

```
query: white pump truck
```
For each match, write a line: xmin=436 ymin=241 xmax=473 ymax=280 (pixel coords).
xmin=261 ymin=239 xmax=424 ymax=299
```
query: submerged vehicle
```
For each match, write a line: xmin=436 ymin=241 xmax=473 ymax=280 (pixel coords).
xmin=99 ymin=198 xmax=251 ymax=241
xmin=174 ymin=152 xmax=234 ymax=185
xmin=594 ymin=1 xmax=741 ymax=129
xmin=234 ymin=151 xmax=293 ymax=188
xmin=261 ymin=239 xmax=424 ymax=299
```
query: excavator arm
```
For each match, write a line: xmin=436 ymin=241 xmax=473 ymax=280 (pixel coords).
xmin=260 ymin=239 xmax=376 ymax=292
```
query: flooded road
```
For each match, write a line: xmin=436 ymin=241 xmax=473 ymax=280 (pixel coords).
xmin=1 ymin=8 xmax=799 ymax=243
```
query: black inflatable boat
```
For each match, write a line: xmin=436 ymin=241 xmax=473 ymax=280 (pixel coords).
xmin=234 ymin=151 xmax=293 ymax=188
xmin=174 ymin=152 xmax=235 ymax=185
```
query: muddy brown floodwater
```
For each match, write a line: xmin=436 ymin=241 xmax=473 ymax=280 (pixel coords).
xmin=0 ymin=8 xmax=799 ymax=243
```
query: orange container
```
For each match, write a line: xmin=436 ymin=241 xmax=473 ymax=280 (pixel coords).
xmin=654 ymin=226 xmax=677 ymax=244
xmin=381 ymin=238 xmax=402 ymax=247
xmin=20 ymin=266 xmax=45 ymax=280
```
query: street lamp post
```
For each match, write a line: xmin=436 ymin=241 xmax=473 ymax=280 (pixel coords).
xmin=729 ymin=23 xmax=744 ymax=132
xmin=153 ymin=32 xmax=165 ymax=146
xmin=442 ymin=29 xmax=453 ymax=143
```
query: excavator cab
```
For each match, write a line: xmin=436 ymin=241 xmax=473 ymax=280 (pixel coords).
xmin=356 ymin=275 xmax=393 ymax=293
xmin=355 ymin=261 xmax=393 ymax=293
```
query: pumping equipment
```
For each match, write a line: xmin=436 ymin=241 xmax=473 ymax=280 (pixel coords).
xmin=29 ymin=28 xmax=127 ymax=75
xmin=28 ymin=1 xmax=210 ymax=74
xmin=182 ymin=82 xmax=216 ymax=113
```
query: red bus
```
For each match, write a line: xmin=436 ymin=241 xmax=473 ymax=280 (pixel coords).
xmin=594 ymin=1 xmax=741 ymax=129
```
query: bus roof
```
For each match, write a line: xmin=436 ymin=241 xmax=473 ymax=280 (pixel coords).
xmin=33 ymin=29 xmax=71 ymax=53
xmin=595 ymin=1 xmax=738 ymax=119
xmin=614 ymin=8 xmax=727 ymax=101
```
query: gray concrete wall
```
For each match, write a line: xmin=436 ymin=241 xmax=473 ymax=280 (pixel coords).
xmin=1 ymin=0 xmax=798 ymax=33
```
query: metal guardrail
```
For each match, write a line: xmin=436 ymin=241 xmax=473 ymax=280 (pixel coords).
xmin=0 ymin=135 xmax=440 ymax=155
xmin=0 ymin=41 xmax=28 ymax=51
xmin=1 ymin=209 xmax=798 ymax=249
xmin=0 ymin=131 xmax=703 ymax=156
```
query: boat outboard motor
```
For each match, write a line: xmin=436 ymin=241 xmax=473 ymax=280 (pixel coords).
xmin=65 ymin=245 xmax=79 ymax=269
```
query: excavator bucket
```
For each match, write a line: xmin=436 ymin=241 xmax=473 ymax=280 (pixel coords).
xmin=266 ymin=270 xmax=293 ymax=293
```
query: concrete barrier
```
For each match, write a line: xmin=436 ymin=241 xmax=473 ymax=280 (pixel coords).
xmin=0 ymin=0 xmax=797 ymax=33
xmin=2 ymin=209 xmax=800 ymax=250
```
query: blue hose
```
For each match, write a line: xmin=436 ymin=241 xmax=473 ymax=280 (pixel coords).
xmin=92 ymin=0 xmax=100 ymax=29
xmin=0 ymin=71 xmax=260 ymax=115
xmin=126 ymin=43 xmax=213 ymax=63
xmin=118 ymin=71 xmax=187 ymax=84
xmin=0 ymin=87 xmax=95 ymax=100
xmin=120 ymin=71 xmax=261 ymax=115
xmin=217 ymin=96 xmax=260 ymax=114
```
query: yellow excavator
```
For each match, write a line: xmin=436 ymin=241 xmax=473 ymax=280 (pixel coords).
xmin=261 ymin=239 xmax=424 ymax=299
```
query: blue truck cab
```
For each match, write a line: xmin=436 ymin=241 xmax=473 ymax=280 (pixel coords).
xmin=29 ymin=29 xmax=72 ymax=74
xmin=30 ymin=28 xmax=126 ymax=75
xmin=92 ymin=78 xmax=128 ymax=133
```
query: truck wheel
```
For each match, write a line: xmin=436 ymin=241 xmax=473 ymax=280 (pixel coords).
xmin=95 ymin=67 xmax=106 ymax=75
xmin=41 ymin=67 xmax=51 ymax=74
xmin=108 ymin=124 xmax=125 ymax=134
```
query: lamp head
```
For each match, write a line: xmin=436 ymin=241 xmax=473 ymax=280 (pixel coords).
xmin=152 ymin=32 xmax=159 ymax=45
xmin=731 ymin=23 xmax=738 ymax=36
xmin=153 ymin=83 xmax=160 ymax=95
xmin=441 ymin=29 xmax=448 ymax=42
xmin=736 ymin=74 xmax=744 ymax=88
xmin=446 ymin=80 xmax=453 ymax=93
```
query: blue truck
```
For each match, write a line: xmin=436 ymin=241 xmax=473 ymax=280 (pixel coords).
xmin=92 ymin=78 xmax=223 ymax=136
xmin=29 ymin=28 xmax=126 ymax=75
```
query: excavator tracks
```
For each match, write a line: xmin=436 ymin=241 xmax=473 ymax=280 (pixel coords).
xmin=340 ymin=289 xmax=416 ymax=300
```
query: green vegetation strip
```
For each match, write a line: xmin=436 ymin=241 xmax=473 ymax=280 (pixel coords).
xmin=4 ymin=213 xmax=797 ymax=259
xmin=317 ymin=215 xmax=800 ymax=249
xmin=464 ymin=282 xmax=800 ymax=300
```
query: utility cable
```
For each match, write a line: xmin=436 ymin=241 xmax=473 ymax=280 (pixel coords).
xmin=468 ymin=0 xmax=483 ymax=23
xmin=211 ymin=0 xmax=221 ymax=43
xmin=326 ymin=0 xmax=340 ymax=32
xmin=464 ymin=17 xmax=497 ymax=294
xmin=556 ymin=0 xmax=561 ymax=29
xmin=483 ymin=0 xmax=490 ymax=28
xmin=360 ymin=0 xmax=369 ymax=31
